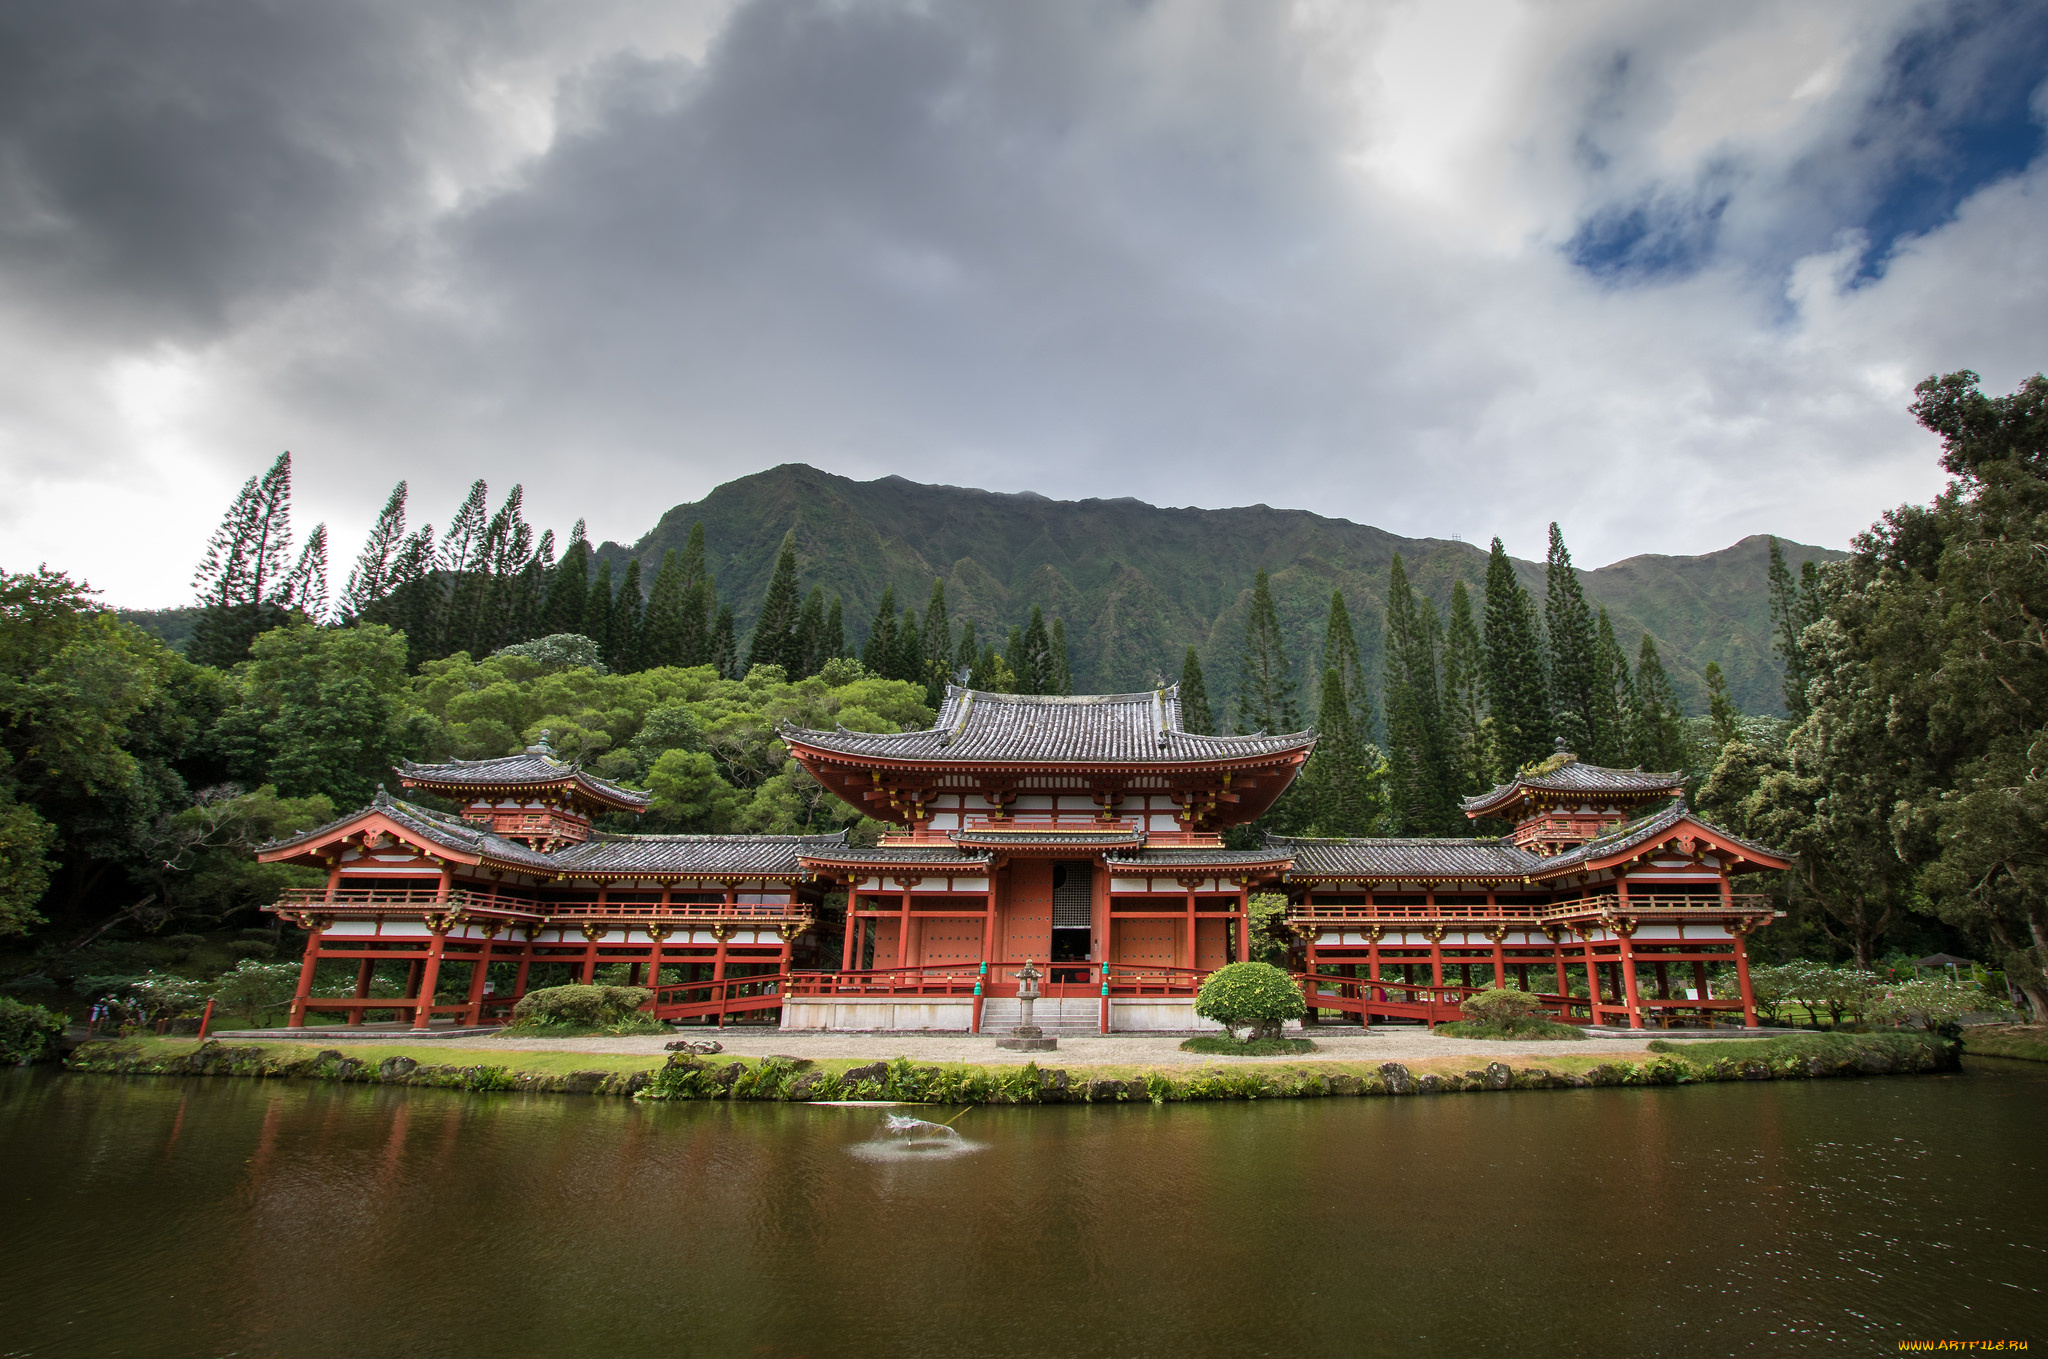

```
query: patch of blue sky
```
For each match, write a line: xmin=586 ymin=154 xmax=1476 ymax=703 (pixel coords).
xmin=1566 ymin=0 xmax=2048 ymax=288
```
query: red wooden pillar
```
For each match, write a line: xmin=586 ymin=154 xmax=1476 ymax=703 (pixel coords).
xmin=896 ymin=892 xmax=912 ymax=969
xmin=1184 ymin=889 xmax=1197 ymax=975
xmin=984 ymin=880 xmax=1000 ymax=975
xmin=843 ymin=889 xmax=862 ymax=971
xmin=1733 ymin=927 xmax=1759 ymax=1028
xmin=1582 ymin=933 xmax=1602 ymax=1024
xmin=347 ymin=957 xmax=373 ymax=1027
xmin=412 ymin=927 xmax=448 ymax=1030
xmin=463 ymin=931 xmax=493 ymax=1025
xmin=288 ymin=925 xmax=324 ymax=1028
xmin=579 ymin=930 xmax=599 ymax=984
xmin=647 ymin=927 xmax=667 ymax=998
xmin=1617 ymin=928 xmax=1644 ymax=1030
xmin=513 ymin=942 xmax=533 ymax=1002
xmin=1551 ymin=930 xmax=1569 ymax=1002
xmin=1490 ymin=931 xmax=1506 ymax=988
xmin=711 ymin=927 xmax=731 ymax=1028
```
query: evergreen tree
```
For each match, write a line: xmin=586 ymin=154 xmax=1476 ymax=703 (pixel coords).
xmin=276 ymin=524 xmax=329 ymax=622
xmin=973 ymin=642 xmax=1017 ymax=692
xmin=1768 ymin=536 xmax=1824 ymax=719
xmin=1481 ymin=537 xmax=1551 ymax=775
xmin=954 ymin=620 xmax=979 ymax=683
xmin=588 ymin=559 xmax=616 ymax=669
xmin=795 ymin=587 xmax=827 ymax=678
xmin=1591 ymin=607 xmax=1630 ymax=765
xmin=1320 ymin=591 xmax=1371 ymax=742
xmin=892 ymin=607 xmax=923 ymax=684
xmin=1049 ymin=618 xmax=1072 ymax=695
xmin=680 ymin=575 xmax=713 ymax=667
xmin=862 ymin=587 xmax=898 ymax=676
xmin=1704 ymin=661 xmax=1740 ymax=747
xmin=190 ymin=451 xmax=297 ymax=667
xmin=747 ymin=531 xmax=804 ymax=675
xmin=641 ymin=548 xmax=686 ymax=669
xmin=1179 ymin=647 xmax=1213 ymax=734
xmin=1544 ymin=523 xmax=1604 ymax=759
xmin=341 ymin=482 xmax=407 ymax=622
xmin=1299 ymin=666 xmax=1379 ymax=835
xmin=919 ymin=581 xmax=952 ymax=705
xmin=1003 ymin=624 xmax=1025 ymax=684
xmin=1017 ymin=606 xmax=1054 ymax=695
xmin=1629 ymin=634 xmax=1686 ymax=770
xmin=824 ymin=595 xmax=847 ymax=662
xmin=1235 ymin=569 xmax=1298 ymax=733
xmin=613 ymin=557 xmax=644 ymax=672
xmin=383 ymin=525 xmax=441 ymax=669
xmin=503 ymin=536 xmax=548 ymax=647
xmin=1382 ymin=554 xmax=1457 ymax=834
xmin=543 ymin=522 xmax=591 ymax=637
xmin=1441 ymin=580 xmax=1488 ymax=795
xmin=710 ymin=604 xmax=739 ymax=679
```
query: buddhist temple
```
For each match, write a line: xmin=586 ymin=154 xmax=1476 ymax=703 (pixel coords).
xmin=258 ymin=686 xmax=1786 ymax=1032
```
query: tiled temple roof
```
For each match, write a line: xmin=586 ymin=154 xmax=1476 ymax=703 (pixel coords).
xmin=949 ymin=827 xmax=1147 ymax=849
xmin=1104 ymin=848 xmax=1294 ymax=870
xmin=1273 ymin=835 xmax=1544 ymax=880
xmin=398 ymin=742 xmax=651 ymax=810
xmin=781 ymin=685 xmax=1316 ymax=765
xmin=262 ymin=789 xmax=559 ymax=869
xmin=797 ymin=844 xmax=993 ymax=872
xmin=1541 ymin=803 xmax=1786 ymax=870
xmin=1461 ymin=752 xmax=1683 ymax=815
xmin=551 ymin=832 xmax=850 ymax=877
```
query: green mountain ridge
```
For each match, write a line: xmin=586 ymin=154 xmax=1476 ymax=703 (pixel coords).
xmin=595 ymin=462 xmax=1839 ymax=718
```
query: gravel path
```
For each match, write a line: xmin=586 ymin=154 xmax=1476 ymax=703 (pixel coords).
xmin=418 ymin=1028 xmax=1690 ymax=1066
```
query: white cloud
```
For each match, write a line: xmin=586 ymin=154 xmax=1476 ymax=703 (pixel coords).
xmin=0 ymin=0 xmax=2036 ymax=604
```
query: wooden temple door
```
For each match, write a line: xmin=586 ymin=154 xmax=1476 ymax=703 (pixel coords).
xmin=1002 ymin=860 xmax=1054 ymax=975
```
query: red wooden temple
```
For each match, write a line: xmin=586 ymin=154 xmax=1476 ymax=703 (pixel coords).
xmin=260 ymin=687 xmax=1785 ymax=1032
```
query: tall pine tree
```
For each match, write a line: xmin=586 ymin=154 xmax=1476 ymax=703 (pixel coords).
xmin=1628 ymin=634 xmax=1686 ymax=770
xmin=710 ymin=604 xmax=738 ymax=679
xmin=642 ymin=548 xmax=687 ymax=668
xmin=747 ymin=531 xmax=804 ymax=675
xmin=919 ymin=581 xmax=952 ymax=705
xmin=1320 ymin=591 xmax=1371 ymax=742
xmin=1179 ymin=647 xmax=1213 ymax=734
xmin=1382 ymin=554 xmax=1457 ymax=834
xmin=341 ymin=482 xmax=407 ymax=622
xmin=1767 ymin=536 xmax=1823 ymax=719
xmin=1235 ymin=570 xmax=1298 ymax=733
xmin=1481 ymin=537 xmax=1550 ymax=774
xmin=1592 ymin=607 xmax=1630 ymax=765
xmin=612 ymin=557 xmax=645 ymax=672
xmin=1298 ymin=665 xmax=1380 ymax=835
xmin=824 ymin=595 xmax=846 ymax=662
xmin=543 ymin=521 xmax=591 ymax=637
xmin=190 ymin=451 xmax=297 ymax=667
xmin=1544 ymin=523 xmax=1604 ymax=760
xmin=795 ymin=587 xmax=827 ymax=677
xmin=1016 ymin=607 xmax=1055 ymax=695
xmin=862 ymin=587 xmax=899 ymax=676
xmin=1441 ymin=580 xmax=1489 ymax=796
xmin=1049 ymin=618 xmax=1072 ymax=695
xmin=588 ymin=558 xmax=616 ymax=669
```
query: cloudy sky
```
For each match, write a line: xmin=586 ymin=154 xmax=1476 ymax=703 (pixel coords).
xmin=2 ymin=0 xmax=2044 ymax=607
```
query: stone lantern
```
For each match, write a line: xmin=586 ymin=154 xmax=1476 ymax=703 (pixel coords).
xmin=995 ymin=959 xmax=1057 ymax=1052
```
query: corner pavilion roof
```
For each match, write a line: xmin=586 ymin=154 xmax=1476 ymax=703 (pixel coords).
xmin=1460 ymin=749 xmax=1683 ymax=817
xmin=398 ymin=738 xmax=651 ymax=812
xmin=780 ymin=684 xmax=1316 ymax=767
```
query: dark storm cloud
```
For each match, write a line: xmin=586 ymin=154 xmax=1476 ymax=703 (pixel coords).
xmin=0 ymin=0 xmax=2042 ymax=604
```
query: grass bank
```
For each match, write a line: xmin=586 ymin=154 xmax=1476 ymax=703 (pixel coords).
xmin=63 ymin=1029 xmax=1960 ymax=1103
xmin=1961 ymin=1024 xmax=2048 ymax=1063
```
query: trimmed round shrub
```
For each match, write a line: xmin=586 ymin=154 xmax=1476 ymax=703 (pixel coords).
xmin=510 ymin=984 xmax=653 ymax=1029
xmin=1194 ymin=962 xmax=1305 ymax=1042
xmin=1460 ymin=985 xmax=1550 ymax=1033
xmin=0 ymin=997 xmax=68 ymax=1065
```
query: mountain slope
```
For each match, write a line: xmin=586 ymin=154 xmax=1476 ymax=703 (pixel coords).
xmin=599 ymin=464 xmax=1843 ymax=717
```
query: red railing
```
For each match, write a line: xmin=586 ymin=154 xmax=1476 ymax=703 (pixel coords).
xmin=652 ymin=973 xmax=792 ymax=1022
xmin=1288 ymin=893 xmax=1769 ymax=925
xmin=269 ymin=886 xmax=810 ymax=927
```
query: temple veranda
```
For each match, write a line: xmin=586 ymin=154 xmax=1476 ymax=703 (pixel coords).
xmin=259 ymin=685 xmax=1787 ymax=1033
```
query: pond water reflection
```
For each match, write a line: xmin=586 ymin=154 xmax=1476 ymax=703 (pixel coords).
xmin=2 ymin=1060 xmax=2044 ymax=1357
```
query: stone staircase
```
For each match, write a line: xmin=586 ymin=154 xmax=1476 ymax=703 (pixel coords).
xmin=979 ymin=997 xmax=1101 ymax=1036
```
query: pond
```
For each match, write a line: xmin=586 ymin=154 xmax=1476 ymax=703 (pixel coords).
xmin=3 ymin=1060 xmax=2044 ymax=1357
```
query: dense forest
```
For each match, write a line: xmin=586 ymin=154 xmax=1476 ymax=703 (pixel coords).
xmin=1 ymin=370 xmax=2036 ymax=1015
